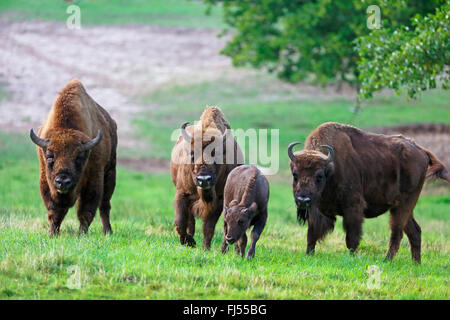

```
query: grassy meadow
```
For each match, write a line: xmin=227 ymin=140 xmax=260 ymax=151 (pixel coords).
xmin=0 ymin=87 xmax=449 ymax=299
xmin=0 ymin=0 xmax=449 ymax=300
xmin=0 ymin=0 xmax=224 ymax=28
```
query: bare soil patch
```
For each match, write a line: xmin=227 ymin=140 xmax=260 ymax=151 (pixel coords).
xmin=371 ymin=123 xmax=450 ymax=169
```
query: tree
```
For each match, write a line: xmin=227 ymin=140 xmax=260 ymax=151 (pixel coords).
xmin=205 ymin=0 xmax=444 ymax=94
xmin=357 ymin=2 xmax=449 ymax=99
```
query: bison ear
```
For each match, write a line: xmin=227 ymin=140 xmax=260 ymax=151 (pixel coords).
xmin=325 ymin=162 xmax=335 ymax=177
xmin=248 ymin=202 xmax=258 ymax=212
xmin=246 ymin=202 xmax=258 ymax=215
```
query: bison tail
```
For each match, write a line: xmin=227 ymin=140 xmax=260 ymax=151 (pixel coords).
xmin=424 ymin=149 xmax=450 ymax=183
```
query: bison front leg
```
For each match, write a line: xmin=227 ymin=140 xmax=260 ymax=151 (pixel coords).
xmin=48 ymin=208 xmax=69 ymax=236
xmin=306 ymin=222 xmax=318 ymax=255
xmin=221 ymin=222 xmax=229 ymax=254
xmin=77 ymin=178 xmax=103 ymax=234
xmin=202 ymin=210 xmax=221 ymax=250
xmin=246 ymin=213 xmax=267 ymax=259
xmin=235 ymin=233 xmax=247 ymax=257
xmin=174 ymin=191 xmax=195 ymax=247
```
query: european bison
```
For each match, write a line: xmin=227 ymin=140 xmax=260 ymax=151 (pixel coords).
xmin=221 ymin=165 xmax=269 ymax=259
xmin=288 ymin=122 xmax=450 ymax=263
xmin=170 ymin=106 xmax=243 ymax=249
xmin=30 ymin=79 xmax=117 ymax=236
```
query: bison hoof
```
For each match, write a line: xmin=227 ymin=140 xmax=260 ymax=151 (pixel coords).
xmin=221 ymin=244 xmax=229 ymax=254
xmin=186 ymin=238 xmax=196 ymax=247
xmin=181 ymin=235 xmax=196 ymax=247
xmin=48 ymin=229 xmax=60 ymax=237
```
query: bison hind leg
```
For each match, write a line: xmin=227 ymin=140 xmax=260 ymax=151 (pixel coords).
xmin=404 ymin=217 xmax=421 ymax=263
xmin=386 ymin=191 xmax=421 ymax=262
xmin=100 ymin=167 xmax=116 ymax=235
xmin=343 ymin=208 xmax=364 ymax=254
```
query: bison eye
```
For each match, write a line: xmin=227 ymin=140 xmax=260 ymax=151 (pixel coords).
xmin=190 ymin=152 xmax=195 ymax=163
xmin=316 ymin=172 xmax=325 ymax=184
xmin=292 ymin=172 xmax=298 ymax=182
xmin=46 ymin=157 xmax=54 ymax=169
xmin=75 ymin=152 xmax=87 ymax=169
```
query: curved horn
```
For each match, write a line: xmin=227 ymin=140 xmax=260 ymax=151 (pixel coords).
xmin=287 ymin=142 xmax=302 ymax=161
xmin=30 ymin=129 xmax=49 ymax=149
xmin=320 ymin=145 xmax=334 ymax=163
xmin=181 ymin=122 xmax=192 ymax=142
xmin=82 ymin=130 xmax=103 ymax=151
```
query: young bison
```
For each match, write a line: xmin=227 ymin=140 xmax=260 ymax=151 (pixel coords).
xmin=30 ymin=79 xmax=117 ymax=236
xmin=288 ymin=122 xmax=450 ymax=263
xmin=221 ymin=165 xmax=269 ymax=259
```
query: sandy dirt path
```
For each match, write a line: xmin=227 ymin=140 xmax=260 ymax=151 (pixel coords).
xmin=0 ymin=19 xmax=232 ymax=149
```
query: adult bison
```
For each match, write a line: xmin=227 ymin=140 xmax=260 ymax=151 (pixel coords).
xmin=170 ymin=106 xmax=243 ymax=249
xmin=288 ymin=122 xmax=449 ymax=263
xmin=30 ymin=79 xmax=117 ymax=236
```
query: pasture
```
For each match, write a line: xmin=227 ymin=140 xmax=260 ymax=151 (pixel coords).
xmin=0 ymin=0 xmax=449 ymax=300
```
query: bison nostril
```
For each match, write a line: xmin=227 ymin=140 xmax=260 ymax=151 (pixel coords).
xmin=197 ymin=175 xmax=212 ymax=183
xmin=296 ymin=196 xmax=311 ymax=205
xmin=55 ymin=176 xmax=72 ymax=190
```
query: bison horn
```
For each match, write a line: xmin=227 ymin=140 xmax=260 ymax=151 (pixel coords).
xmin=181 ymin=122 xmax=192 ymax=142
xmin=30 ymin=129 xmax=49 ymax=149
xmin=82 ymin=130 xmax=103 ymax=151
xmin=320 ymin=145 xmax=334 ymax=163
xmin=287 ymin=142 xmax=302 ymax=161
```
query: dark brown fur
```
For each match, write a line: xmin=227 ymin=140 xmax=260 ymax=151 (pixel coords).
xmin=32 ymin=79 xmax=117 ymax=236
xmin=170 ymin=107 xmax=243 ymax=249
xmin=221 ymin=165 xmax=269 ymax=259
xmin=289 ymin=122 xmax=449 ymax=263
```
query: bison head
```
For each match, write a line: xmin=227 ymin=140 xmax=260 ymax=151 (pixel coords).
xmin=180 ymin=122 xmax=227 ymax=191
xmin=223 ymin=200 xmax=257 ymax=244
xmin=288 ymin=142 xmax=334 ymax=220
xmin=30 ymin=129 xmax=102 ymax=194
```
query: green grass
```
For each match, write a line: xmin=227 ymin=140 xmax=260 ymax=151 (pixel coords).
xmin=0 ymin=0 xmax=224 ymax=29
xmin=0 ymin=126 xmax=449 ymax=299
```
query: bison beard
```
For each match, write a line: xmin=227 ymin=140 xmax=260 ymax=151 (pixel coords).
xmin=298 ymin=206 xmax=335 ymax=245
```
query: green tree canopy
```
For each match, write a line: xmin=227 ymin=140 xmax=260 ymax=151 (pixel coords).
xmin=205 ymin=0 xmax=445 ymax=96
xmin=357 ymin=2 xmax=449 ymax=99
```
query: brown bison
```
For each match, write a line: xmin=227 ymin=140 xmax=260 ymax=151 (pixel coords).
xmin=221 ymin=165 xmax=269 ymax=259
xmin=288 ymin=122 xmax=450 ymax=263
xmin=170 ymin=106 xmax=243 ymax=249
xmin=30 ymin=79 xmax=117 ymax=236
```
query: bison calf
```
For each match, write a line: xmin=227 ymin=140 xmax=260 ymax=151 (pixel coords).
xmin=288 ymin=122 xmax=450 ymax=263
xmin=30 ymin=79 xmax=117 ymax=236
xmin=221 ymin=165 xmax=269 ymax=259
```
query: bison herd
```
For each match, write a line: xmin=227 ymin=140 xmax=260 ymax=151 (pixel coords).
xmin=30 ymin=80 xmax=449 ymax=263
